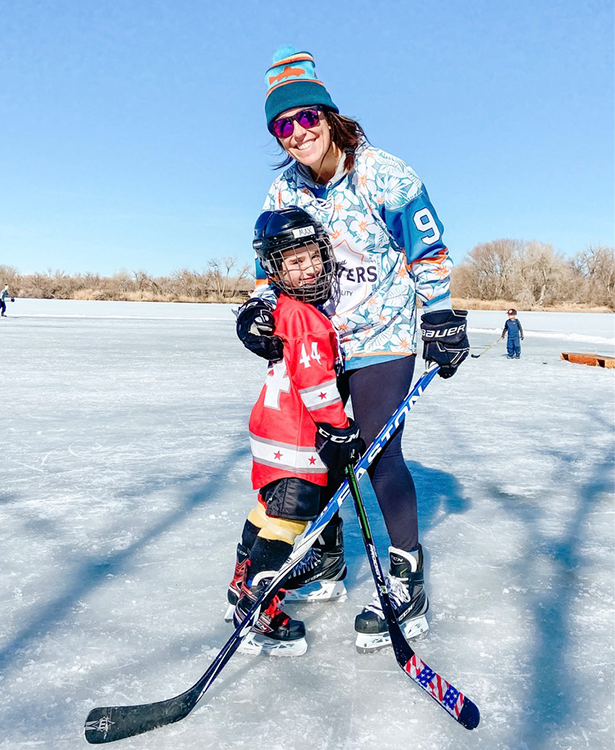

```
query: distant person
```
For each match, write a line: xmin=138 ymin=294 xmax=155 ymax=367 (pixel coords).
xmin=234 ymin=45 xmax=470 ymax=653
xmin=502 ymin=309 xmax=524 ymax=358
xmin=0 ymin=284 xmax=10 ymax=317
xmin=227 ymin=207 xmax=362 ymax=656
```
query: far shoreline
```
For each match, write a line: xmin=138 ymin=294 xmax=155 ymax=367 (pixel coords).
xmin=5 ymin=294 xmax=612 ymax=314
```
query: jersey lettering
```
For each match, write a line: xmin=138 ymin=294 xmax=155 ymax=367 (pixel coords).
xmin=299 ymin=342 xmax=322 ymax=368
xmin=413 ymin=207 xmax=441 ymax=245
xmin=263 ymin=360 xmax=291 ymax=409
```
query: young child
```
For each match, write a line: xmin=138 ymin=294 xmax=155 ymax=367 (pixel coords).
xmin=0 ymin=284 xmax=9 ymax=317
xmin=227 ymin=207 xmax=362 ymax=656
xmin=502 ymin=308 xmax=524 ymax=358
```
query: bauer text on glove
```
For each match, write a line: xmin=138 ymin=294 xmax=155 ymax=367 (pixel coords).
xmin=420 ymin=309 xmax=470 ymax=379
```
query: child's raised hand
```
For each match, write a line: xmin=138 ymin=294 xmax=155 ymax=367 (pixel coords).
xmin=236 ymin=298 xmax=284 ymax=362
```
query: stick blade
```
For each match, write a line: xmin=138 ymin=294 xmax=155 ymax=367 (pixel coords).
xmin=458 ymin=697 xmax=481 ymax=730
xmin=390 ymin=618 xmax=481 ymax=731
xmin=84 ymin=695 xmax=195 ymax=744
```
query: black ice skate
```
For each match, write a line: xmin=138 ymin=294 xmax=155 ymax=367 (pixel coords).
xmin=224 ymin=543 xmax=250 ymax=622
xmin=354 ymin=545 xmax=429 ymax=653
xmin=284 ymin=517 xmax=347 ymax=602
xmin=234 ymin=570 xmax=307 ymax=657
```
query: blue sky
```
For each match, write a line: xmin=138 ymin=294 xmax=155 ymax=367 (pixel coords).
xmin=1 ymin=0 xmax=613 ymax=276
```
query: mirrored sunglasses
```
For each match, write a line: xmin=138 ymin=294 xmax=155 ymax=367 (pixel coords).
xmin=270 ymin=107 xmax=322 ymax=139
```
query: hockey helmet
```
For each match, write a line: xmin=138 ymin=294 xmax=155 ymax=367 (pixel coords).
xmin=253 ymin=207 xmax=337 ymax=304
xmin=507 ymin=308 xmax=517 ymax=316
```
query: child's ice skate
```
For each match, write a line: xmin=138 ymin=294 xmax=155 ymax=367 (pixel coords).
xmin=234 ymin=571 xmax=307 ymax=657
xmin=224 ymin=543 xmax=250 ymax=621
xmin=354 ymin=545 xmax=429 ymax=653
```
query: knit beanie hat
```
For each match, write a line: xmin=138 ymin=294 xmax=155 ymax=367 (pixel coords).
xmin=265 ymin=46 xmax=338 ymax=130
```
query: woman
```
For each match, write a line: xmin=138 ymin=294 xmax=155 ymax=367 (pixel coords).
xmin=236 ymin=46 xmax=469 ymax=652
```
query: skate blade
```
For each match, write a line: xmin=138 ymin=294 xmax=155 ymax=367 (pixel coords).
xmin=284 ymin=580 xmax=347 ymax=603
xmin=223 ymin=602 xmax=235 ymax=622
xmin=355 ymin=615 xmax=429 ymax=654
xmin=238 ymin=632 xmax=308 ymax=657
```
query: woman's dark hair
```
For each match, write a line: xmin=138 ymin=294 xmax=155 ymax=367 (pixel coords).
xmin=273 ymin=109 xmax=366 ymax=173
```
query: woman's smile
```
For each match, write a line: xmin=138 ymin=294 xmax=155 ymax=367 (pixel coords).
xmin=277 ymin=106 xmax=340 ymax=180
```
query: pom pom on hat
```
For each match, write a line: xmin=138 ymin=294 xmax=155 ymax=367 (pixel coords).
xmin=272 ymin=45 xmax=300 ymax=64
xmin=264 ymin=45 xmax=338 ymax=130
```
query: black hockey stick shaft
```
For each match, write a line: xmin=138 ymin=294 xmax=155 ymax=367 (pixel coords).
xmin=344 ymin=465 xmax=480 ymax=730
xmin=84 ymin=365 xmax=441 ymax=744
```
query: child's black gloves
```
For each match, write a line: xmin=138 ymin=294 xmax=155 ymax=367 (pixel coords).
xmin=316 ymin=420 xmax=364 ymax=471
xmin=236 ymin=298 xmax=284 ymax=362
xmin=421 ymin=309 xmax=470 ymax=379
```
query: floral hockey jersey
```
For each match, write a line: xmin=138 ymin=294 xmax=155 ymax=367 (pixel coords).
xmin=257 ymin=140 xmax=453 ymax=370
xmin=249 ymin=293 xmax=349 ymax=491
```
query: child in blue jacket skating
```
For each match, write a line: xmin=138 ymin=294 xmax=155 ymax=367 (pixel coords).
xmin=502 ymin=309 xmax=524 ymax=358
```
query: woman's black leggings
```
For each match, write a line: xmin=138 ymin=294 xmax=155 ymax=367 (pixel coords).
xmin=338 ymin=355 xmax=419 ymax=552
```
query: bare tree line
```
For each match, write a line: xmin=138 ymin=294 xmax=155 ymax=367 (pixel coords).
xmin=451 ymin=241 xmax=614 ymax=310
xmin=2 ymin=242 xmax=614 ymax=310
xmin=0 ymin=257 xmax=254 ymax=303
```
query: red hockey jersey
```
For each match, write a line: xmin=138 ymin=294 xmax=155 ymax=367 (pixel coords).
xmin=249 ymin=294 xmax=349 ymax=490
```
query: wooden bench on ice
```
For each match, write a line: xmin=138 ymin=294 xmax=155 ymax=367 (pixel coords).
xmin=561 ymin=352 xmax=615 ymax=368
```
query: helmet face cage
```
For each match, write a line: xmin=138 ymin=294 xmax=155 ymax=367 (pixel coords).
xmin=255 ymin=215 xmax=338 ymax=305
xmin=263 ymin=233 xmax=337 ymax=304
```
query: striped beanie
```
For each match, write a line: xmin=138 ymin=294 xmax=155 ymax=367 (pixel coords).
xmin=265 ymin=46 xmax=338 ymax=130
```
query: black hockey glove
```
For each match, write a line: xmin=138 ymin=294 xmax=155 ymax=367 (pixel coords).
xmin=316 ymin=420 xmax=364 ymax=472
xmin=421 ymin=309 xmax=470 ymax=379
xmin=236 ymin=298 xmax=284 ymax=362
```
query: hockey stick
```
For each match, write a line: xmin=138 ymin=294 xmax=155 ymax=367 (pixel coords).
xmin=84 ymin=364 xmax=440 ymax=744
xmin=471 ymin=335 xmax=502 ymax=358
xmin=344 ymin=464 xmax=480 ymax=730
